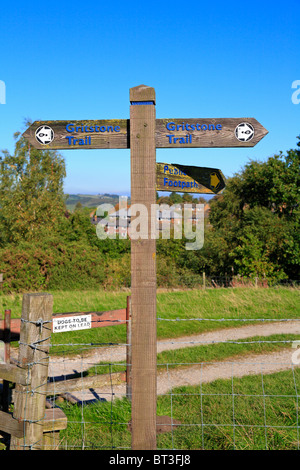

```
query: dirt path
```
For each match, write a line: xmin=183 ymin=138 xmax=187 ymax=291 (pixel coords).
xmin=78 ymin=349 xmax=298 ymax=402
xmin=47 ymin=320 xmax=300 ymax=402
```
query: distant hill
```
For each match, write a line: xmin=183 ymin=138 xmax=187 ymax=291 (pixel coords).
xmin=65 ymin=194 xmax=130 ymax=212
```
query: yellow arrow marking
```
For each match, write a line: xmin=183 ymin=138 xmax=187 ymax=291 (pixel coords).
xmin=210 ymin=172 xmax=220 ymax=188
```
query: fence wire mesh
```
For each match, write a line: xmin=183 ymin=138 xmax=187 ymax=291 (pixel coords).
xmin=41 ymin=312 xmax=300 ymax=450
xmin=1 ymin=283 xmax=299 ymax=451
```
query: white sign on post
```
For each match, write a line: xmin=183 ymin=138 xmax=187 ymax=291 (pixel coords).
xmin=53 ymin=314 xmax=92 ymax=333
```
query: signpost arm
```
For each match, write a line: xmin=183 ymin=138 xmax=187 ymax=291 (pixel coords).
xmin=129 ymin=85 xmax=157 ymax=450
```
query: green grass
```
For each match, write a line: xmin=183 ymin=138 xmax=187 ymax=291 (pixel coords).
xmin=44 ymin=286 xmax=299 ymax=356
xmin=2 ymin=286 xmax=299 ymax=450
xmin=1 ymin=286 xmax=298 ymax=322
xmin=81 ymin=333 xmax=299 ymax=377
xmin=58 ymin=368 xmax=300 ymax=450
xmin=2 ymin=286 xmax=298 ymax=355
xmin=156 ymin=368 xmax=300 ymax=450
xmin=157 ymin=333 xmax=299 ymax=369
xmin=0 ymin=289 xmax=130 ymax=319
xmin=156 ymin=287 xmax=300 ymax=338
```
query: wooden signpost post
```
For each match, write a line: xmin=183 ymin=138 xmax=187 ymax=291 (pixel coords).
xmin=23 ymin=85 xmax=268 ymax=451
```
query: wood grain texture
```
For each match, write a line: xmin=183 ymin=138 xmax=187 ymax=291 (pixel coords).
xmin=0 ymin=362 xmax=30 ymax=384
xmin=10 ymin=293 xmax=53 ymax=450
xmin=46 ymin=371 xmax=125 ymax=395
xmin=155 ymin=117 xmax=268 ymax=148
xmin=0 ymin=408 xmax=67 ymax=441
xmin=23 ymin=117 xmax=267 ymax=150
xmin=23 ymin=119 xmax=129 ymax=150
xmin=130 ymin=85 xmax=157 ymax=451
xmin=130 ymin=84 xmax=156 ymax=104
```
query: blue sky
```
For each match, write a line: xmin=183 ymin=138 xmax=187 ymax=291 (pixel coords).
xmin=0 ymin=0 xmax=299 ymax=196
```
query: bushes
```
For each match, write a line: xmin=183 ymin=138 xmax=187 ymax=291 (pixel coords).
xmin=103 ymin=253 xmax=131 ymax=289
xmin=0 ymin=239 xmax=106 ymax=292
xmin=0 ymin=244 xmax=51 ymax=291
xmin=0 ymin=238 xmax=205 ymax=293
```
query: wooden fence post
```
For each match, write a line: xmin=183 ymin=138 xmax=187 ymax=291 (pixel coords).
xmin=3 ymin=310 xmax=11 ymax=413
xmin=130 ymin=85 xmax=157 ymax=450
xmin=126 ymin=296 xmax=132 ymax=401
xmin=10 ymin=293 xmax=53 ymax=450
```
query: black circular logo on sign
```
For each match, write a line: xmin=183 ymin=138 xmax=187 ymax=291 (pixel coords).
xmin=35 ymin=125 xmax=54 ymax=145
xmin=235 ymin=122 xmax=254 ymax=142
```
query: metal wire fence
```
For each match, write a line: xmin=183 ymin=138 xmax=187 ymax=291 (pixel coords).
xmin=1 ymin=285 xmax=299 ymax=451
xmin=44 ymin=313 xmax=300 ymax=450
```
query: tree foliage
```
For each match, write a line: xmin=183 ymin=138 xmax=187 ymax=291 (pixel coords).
xmin=207 ymin=136 xmax=300 ymax=279
xmin=0 ymin=121 xmax=66 ymax=245
xmin=0 ymin=126 xmax=299 ymax=292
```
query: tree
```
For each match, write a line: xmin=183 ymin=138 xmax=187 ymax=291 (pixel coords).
xmin=74 ymin=201 xmax=83 ymax=211
xmin=0 ymin=121 xmax=67 ymax=245
xmin=233 ymin=138 xmax=300 ymax=219
xmin=207 ymin=135 xmax=300 ymax=279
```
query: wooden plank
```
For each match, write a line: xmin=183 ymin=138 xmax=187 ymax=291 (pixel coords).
xmin=0 ymin=363 xmax=30 ymax=385
xmin=130 ymin=85 xmax=157 ymax=450
xmin=2 ymin=309 xmax=11 ymax=417
xmin=0 ymin=308 xmax=127 ymax=335
xmin=23 ymin=117 xmax=268 ymax=151
xmin=10 ymin=293 xmax=53 ymax=450
xmin=46 ymin=371 xmax=126 ymax=395
xmin=42 ymin=408 xmax=67 ymax=451
xmin=43 ymin=408 xmax=67 ymax=432
xmin=0 ymin=408 xmax=67 ymax=440
xmin=23 ymin=119 xmax=129 ymax=150
xmin=155 ymin=118 xmax=268 ymax=148
xmin=156 ymin=162 xmax=226 ymax=194
xmin=0 ymin=410 xmax=24 ymax=438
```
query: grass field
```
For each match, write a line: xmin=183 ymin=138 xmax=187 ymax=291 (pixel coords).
xmin=45 ymin=286 xmax=300 ymax=355
xmin=1 ymin=286 xmax=299 ymax=450
xmin=1 ymin=286 xmax=298 ymax=323
xmin=58 ymin=368 xmax=300 ymax=450
xmin=1 ymin=286 xmax=299 ymax=350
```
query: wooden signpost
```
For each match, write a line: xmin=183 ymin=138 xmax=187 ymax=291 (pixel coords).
xmin=156 ymin=162 xmax=226 ymax=194
xmin=155 ymin=118 xmax=267 ymax=148
xmin=23 ymin=119 xmax=129 ymax=150
xmin=23 ymin=85 xmax=268 ymax=451
xmin=24 ymin=117 xmax=268 ymax=151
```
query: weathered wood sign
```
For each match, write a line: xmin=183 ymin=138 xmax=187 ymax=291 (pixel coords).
xmin=24 ymin=117 xmax=267 ymax=150
xmin=156 ymin=163 xmax=226 ymax=194
xmin=155 ymin=118 xmax=268 ymax=148
xmin=23 ymin=119 xmax=129 ymax=149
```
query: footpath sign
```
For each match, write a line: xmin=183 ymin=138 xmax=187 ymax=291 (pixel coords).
xmin=23 ymin=119 xmax=128 ymax=150
xmin=156 ymin=163 xmax=226 ymax=194
xmin=24 ymin=117 xmax=267 ymax=150
xmin=155 ymin=118 xmax=267 ymax=148
xmin=23 ymin=84 xmax=268 ymax=451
